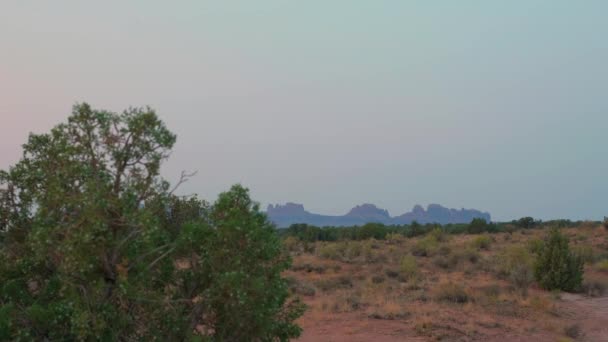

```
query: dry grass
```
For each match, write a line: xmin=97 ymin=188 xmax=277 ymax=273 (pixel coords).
xmin=287 ymin=225 xmax=608 ymax=341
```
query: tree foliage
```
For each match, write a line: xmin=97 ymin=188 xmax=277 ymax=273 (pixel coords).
xmin=534 ymin=228 xmax=584 ymax=292
xmin=0 ymin=103 xmax=303 ymax=341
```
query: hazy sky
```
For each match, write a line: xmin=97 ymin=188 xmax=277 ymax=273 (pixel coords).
xmin=1 ymin=1 xmax=607 ymax=221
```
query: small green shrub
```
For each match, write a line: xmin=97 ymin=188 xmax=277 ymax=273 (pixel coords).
xmin=400 ymin=255 xmax=419 ymax=281
xmin=526 ymin=238 xmax=544 ymax=255
xmin=534 ymin=228 xmax=584 ymax=292
xmin=471 ymin=235 xmax=492 ymax=250
xmin=595 ymin=260 xmax=608 ymax=272
xmin=428 ymin=228 xmax=449 ymax=242
xmin=318 ymin=243 xmax=343 ymax=260
xmin=412 ymin=235 xmax=439 ymax=257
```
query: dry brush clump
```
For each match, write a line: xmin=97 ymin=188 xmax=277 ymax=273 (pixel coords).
xmin=434 ymin=282 xmax=470 ymax=304
xmin=471 ymin=234 xmax=493 ymax=250
xmin=399 ymin=255 xmax=419 ymax=282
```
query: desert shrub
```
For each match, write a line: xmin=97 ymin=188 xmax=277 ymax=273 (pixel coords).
xmin=438 ymin=244 xmax=452 ymax=256
xmin=510 ymin=263 xmax=534 ymax=297
xmin=468 ymin=218 xmax=496 ymax=234
xmin=572 ymin=245 xmax=595 ymax=264
xmin=497 ymin=246 xmax=534 ymax=278
xmin=435 ymin=282 xmax=469 ymax=304
xmin=319 ymin=241 xmax=368 ymax=262
xmin=385 ymin=269 xmax=399 ymax=279
xmin=283 ymin=236 xmax=301 ymax=253
xmin=534 ymin=228 xmax=584 ymax=292
xmin=344 ymin=241 xmax=363 ymax=260
xmin=496 ymin=246 xmax=535 ymax=296
xmin=291 ymin=262 xmax=326 ymax=274
xmin=595 ymin=260 xmax=608 ymax=272
xmin=412 ymin=235 xmax=439 ymax=257
xmin=514 ymin=216 xmax=539 ymax=229
xmin=346 ymin=294 xmax=362 ymax=311
xmin=529 ymin=295 xmax=552 ymax=312
xmin=371 ymin=275 xmax=385 ymax=284
xmin=433 ymin=254 xmax=459 ymax=270
xmin=527 ymin=238 xmax=545 ymax=255
xmin=454 ymin=248 xmax=480 ymax=264
xmin=580 ymin=278 xmax=607 ymax=297
xmin=286 ymin=278 xmax=317 ymax=297
xmin=318 ymin=243 xmax=343 ymax=260
xmin=603 ymin=217 xmax=608 ymax=230
xmin=476 ymin=284 xmax=502 ymax=306
xmin=564 ymin=324 xmax=581 ymax=339
xmin=400 ymin=255 xmax=419 ymax=281
xmin=386 ymin=233 xmax=405 ymax=244
xmin=471 ymin=234 xmax=492 ymax=250
xmin=368 ymin=304 xmax=410 ymax=320
xmin=480 ymin=284 xmax=501 ymax=298
xmin=428 ymin=227 xmax=449 ymax=242
xmin=314 ymin=276 xmax=353 ymax=292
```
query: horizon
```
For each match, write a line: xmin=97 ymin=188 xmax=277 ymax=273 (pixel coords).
xmin=2 ymin=2 xmax=607 ymax=222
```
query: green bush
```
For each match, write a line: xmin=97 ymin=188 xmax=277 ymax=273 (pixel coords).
xmin=412 ymin=235 xmax=439 ymax=257
xmin=526 ymin=238 xmax=545 ymax=255
xmin=471 ymin=235 xmax=492 ymax=250
xmin=596 ymin=260 xmax=608 ymax=272
xmin=534 ymin=228 xmax=584 ymax=292
xmin=467 ymin=218 xmax=496 ymax=234
xmin=400 ymin=255 xmax=419 ymax=281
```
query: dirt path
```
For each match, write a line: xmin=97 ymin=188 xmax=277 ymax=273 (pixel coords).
xmin=296 ymin=312 xmax=426 ymax=342
xmin=296 ymin=295 xmax=608 ymax=342
xmin=560 ymin=293 xmax=608 ymax=341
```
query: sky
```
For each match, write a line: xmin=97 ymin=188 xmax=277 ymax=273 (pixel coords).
xmin=1 ymin=1 xmax=607 ymax=221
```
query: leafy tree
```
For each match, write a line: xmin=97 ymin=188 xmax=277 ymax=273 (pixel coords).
xmin=513 ymin=217 xmax=538 ymax=229
xmin=534 ymin=228 xmax=584 ymax=292
xmin=0 ymin=103 xmax=303 ymax=341
xmin=197 ymin=185 xmax=305 ymax=340
xmin=406 ymin=221 xmax=425 ymax=237
xmin=467 ymin=218 xmax=493 ymax=234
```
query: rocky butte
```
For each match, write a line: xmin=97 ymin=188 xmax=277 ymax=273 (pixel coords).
xmin=266 ymin=203 xmax=491 ymax=228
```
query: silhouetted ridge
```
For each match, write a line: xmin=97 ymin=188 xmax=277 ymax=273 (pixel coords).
xmin=267 ymin=203 xmax=491 ymax=228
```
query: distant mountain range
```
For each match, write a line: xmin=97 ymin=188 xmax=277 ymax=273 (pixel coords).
xmin=266 ymin=203 xmax=491 ymax=228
